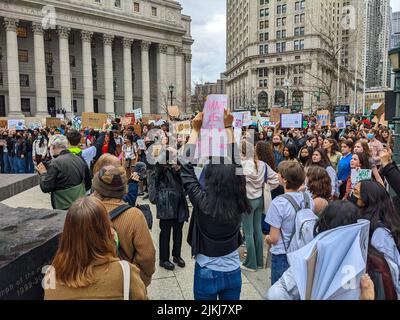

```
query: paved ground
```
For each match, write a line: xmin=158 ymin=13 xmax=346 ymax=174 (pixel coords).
xmin=2 ymin=185 xmax=271 ymax=300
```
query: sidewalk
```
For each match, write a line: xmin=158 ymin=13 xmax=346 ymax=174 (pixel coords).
xmin=2 ymin=186 xmax=271 ymax=300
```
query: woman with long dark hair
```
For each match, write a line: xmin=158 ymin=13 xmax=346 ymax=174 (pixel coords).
xmin=344 ymin=152 xmax=371 ymax=199
xmin=179 ymin=111 xmax=251 ymax=300
xmin=32 ymin=130 xmax=48 ymax=166
xmin=306 ymin=166 xmax=332 ymax=215
xmin=323 ymin=138 xmax=341 ymax=171
xmin=283 ymin=144 xmax=298 ymax=162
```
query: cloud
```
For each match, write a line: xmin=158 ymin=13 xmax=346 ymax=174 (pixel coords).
xmin=179 ymin=0 xmax=226 ymax=84
xmin=392 ymin=0 xmax=400 ymax=12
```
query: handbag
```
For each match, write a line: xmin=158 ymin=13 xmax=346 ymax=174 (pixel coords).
xmin=118 ymin=260 xmax=130 ymax=300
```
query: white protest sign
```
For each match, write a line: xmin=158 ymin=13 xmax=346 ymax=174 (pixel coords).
xmin=242 ymin=111 xmax=252 ymax=126
xmin=281 ymin=113 xmax=303 ymax=129
xmin=56 ymin=114 xmax=65 ymax=120
xmin=137 ymin=139 xmax=146 ymax=150
xmin=133 ymin=108 xmax=143 ymax=120
xmin=232 ymin=112 xmax=244 ymax=128
xmin=8 ymin=119 xmax=25 ymax=130
xmin=202 ymin=95 xmax=227 ymax=129
xmin=195 ymin=129 xmax=228 ymax=158
xmin=351 ymin=169 xmax=372 ymax=188
xmin=335 ymin=116 xmax=346 ymax=129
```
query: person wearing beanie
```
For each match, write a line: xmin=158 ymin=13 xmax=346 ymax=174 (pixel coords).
xmin=92 ymin=165 xmax=156 ymax=287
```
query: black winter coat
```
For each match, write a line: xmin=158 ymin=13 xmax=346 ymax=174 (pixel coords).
xmin=94 ymin=133 xmax=117 ymax=160
xmin=150 ymin=164 xmax=189 ymax=222
xmin=381 ymin=162 xmax=400 ymax=199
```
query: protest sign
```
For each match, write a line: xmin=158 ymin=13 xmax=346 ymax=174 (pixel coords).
xmin=281 ymin=113 xmax=303 ymax=129
xmin=379 ymin=114 xmax=388 ymax=126
xmin=202 ymin=95 xmax=227 ymax=129
xmin=335 ymin=116 xmax=346 ymax=129
xmin=46 ymin=118 xmax=61 ymax=128
xmin=56 ymin=114 xmax=65 ymax=120
xmin=195 ymin=128 xmax=228 ymax=158
xmin=137 ymin=139 xmax=146 ymax=150
xmin=71 ymin=116 xmax=82 ymax=130
xmin=174 ymin=121 xmax=191 ymax=135
xmin=133 ymin=108 xmax=142 ymax=120
xmin=303 ymin=120 xmax=308 ymax=129
xmin=0 ymin=120 xmax=8 ymax=128
xmin=259 ymin=117 xmax=270 ymax=127
xmin=317 ymin=110 xmax=331 ymax=127
xmin=121 ymin=116 xmax=135 ymax=127
xmin=133 ymin=124 xmax=142 ymax=137
xmin=8 ymin=119 xmax=25 ymax=130
xmin=142 ymin=117 xmax=149 ymax=124
xmin=27 ymin=121 xmax=43 ymax=130
xmin=270 ymin=108 xmax=290 ymax=123
xmin=242 ymin=111 xmax=252 ymax=126
xmin=351 ymin=169 xmax=372 ymax=188
xmin=168 ymin=106 xmax=180 ymax=118
xmin=82 ymin=112 xmax=108 ymax=129
xmin=232 ymin=112 xmax=244 ymax=128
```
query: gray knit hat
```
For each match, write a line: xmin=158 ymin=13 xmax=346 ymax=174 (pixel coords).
xmin=92 ymin=165 xmax=128 ymax=198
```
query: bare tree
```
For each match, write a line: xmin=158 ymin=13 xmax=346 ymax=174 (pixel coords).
xmin=156 ymin=80 xmax=184 ymax=118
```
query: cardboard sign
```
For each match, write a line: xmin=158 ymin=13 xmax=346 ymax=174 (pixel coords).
xmin=174 ymin=121 xmax=191 ymax=135
xmin=121 ymin=116 xmax=135 ymax=127
xmin=133 ymin=124 xmax=142 ymax=137
xmin=82 ymin=112 xmax=108 ymax=129
xmin=379 ymin=113 xmax=388 ymax=126
xmin=8 ymin=119 xmax=25 ymax=130
xmin=317 ymin=110 xmax=330 ymax=127
xmin=232 ymin=112 xmax=244 ymax=128
xmin=0 ymin=120 xmax=8 ymax=128
xmin=141 ymin=117 xmax=149 ymax=124
xmin=281 ymin=113 xmax=303 ymax=129
xmin=202 ymin=95 xmax=227 ymax=129
xmin=168 ymin=106 xmax=180 ymax=118
xmin=133 ymin=108 xmax=143 ymax=120
xmin=335 ymin=116 xmax=346 ymax=129
xmin=45 ymin=118 xmax=61 ymax=128
xmin=270 ymin=108 xmax=290 ymax=123
xmin=137 ymin=139 xmax=146 ymax=150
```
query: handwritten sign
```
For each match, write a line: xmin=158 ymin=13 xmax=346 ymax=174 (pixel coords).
xmin=232 ymin=112 xmax=244 ymax=128
xmin=242 ymin=111 xmax=252 ymax=126
xmin=174 ymin=121 xmax=191 ymax=135
xmin=202 ymin=95 xmax=228 ymax=129
xmin=351 ymin=169 xmax=372 ymax=188
xmin=133 ymin=108 xmax=142 ymax=120
xmin=121 ymin=116 xmax=135 ymax=127
xmin=317 ymin=110 xmax=330 ymax=127
xmin=27 ymin=121 xmax=43 ymax=130
xmin=195 ymin=128 xmax=228 ymax=158
xmin=270 ymin=108 xmax=290 ymax=123
xmin=8 ymin=119 xmax=25 ymax=130
xmin=0 ymin=120 xmax=8 ymax=128
xmin=281 ymin=113 xmax=303 ymax=129
xmin=46 ymin=118 xmax=61 ymax=128
xmin=335 ymin=116 xmax=346 ymax=129
xmin=259 ymin=117 xmax=270 ymax=127
xmin=71 ymin=116 xmax=82 ymax=130
xmin=82 ymin=112 xmax=108 ymax=129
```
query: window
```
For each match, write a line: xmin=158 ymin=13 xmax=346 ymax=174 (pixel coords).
xmin=44 ymin=31 xmax=52 ymax=41
xmin=72 ymin=78 xmax=77 ymax=90
xmin=264 ymin=79 xmax=268 ymax=87
xmin=17 ymin=27 xmax=27 ymax=38
xmin=114 ymin=0 xmax=121 ymax=8
xmin=21 ymin=98 xmax=31 ymax=113
xmin=276 ymin=42 xmax=286 ymax=53
xmin=18 ymin=50 xmax=28 ymax=63
xmin=20 ymin=74 xmax=29 ymax=87
xmin=93 ymin=79 xmax=97 ymax=91
xmin=134 ymin=2 xmax=140 ymax=12
xmin=46 ymin=76 xmax=54 ymax=88
xmin=295 ymin=27 xmax=305 ymax=36
xmin=259 ymin=45 xmax=264 ymax=55
xmin=73 ymin=100 xmax=77 ymax=113
xmin=0 ymin=73 xmax=3 ymax=86
xmin=260 ymin=33 xmax=264 ymax=41
xmin=282 ymin=4 xmax=287 ymax=14
xmin=260 ymin=21 xmax=264 ymax=29
xmin=152 ymin=7 xmax=157 ymax=16
xmin=69 ymin=33 xmax=75 ymax=45
xmin=45 ymin=52 xmax=53 ymax=65
xmin=294 ymin=39 xmax=305 ymax=51
xmin=70 ymin=55 xmax=76 ymax=67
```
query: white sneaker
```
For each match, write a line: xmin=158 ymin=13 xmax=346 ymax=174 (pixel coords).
xmin=240 ymin=264 xmax=256 ymax=272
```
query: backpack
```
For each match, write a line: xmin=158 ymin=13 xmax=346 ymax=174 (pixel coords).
xmin=279 ymin=192 xmax=318 ymax=253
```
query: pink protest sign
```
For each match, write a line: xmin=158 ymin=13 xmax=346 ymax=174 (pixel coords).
xmin=202 ymin=95 xmax=228 ymax=129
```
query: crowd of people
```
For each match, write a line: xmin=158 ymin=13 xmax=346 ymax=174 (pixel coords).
xmin=1 ymin=110 xmax=399 ymax=300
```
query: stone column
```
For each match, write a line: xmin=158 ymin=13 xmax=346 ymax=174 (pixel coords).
xmin=57 ymin=26 xmax=72 ymax=116
xmin=103 ymin=34 xmax=114 ymax=115
xmin=4 ymin=18 xmax=22 ymax=117
xmin=157 ymin=44 xmax=168 ymax=114
xmin=175 ymin=47 xmax=183 ymax=108
xmin=123 ymin=38 xmax=134 ymax=114
xmin=184 ymin=53 xmax=192 ymax=114
xmin=32 ymin=23 xmax=48 ymax=117
xmin=81 ymin=31 xmax=94 ymax=113
xmin=140 ymin=41 xmax=151 ymax=114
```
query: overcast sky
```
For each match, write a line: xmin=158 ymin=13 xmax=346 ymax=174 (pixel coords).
xmin=180 ymin=0 xmax=400 ymax=85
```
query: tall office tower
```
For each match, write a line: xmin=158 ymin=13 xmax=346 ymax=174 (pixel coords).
xmin=391 ymin=11 xmax=400 ymax=48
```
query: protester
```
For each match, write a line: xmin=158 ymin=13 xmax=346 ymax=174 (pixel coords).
xmin=272 ymin=134 xmax=284 ymax=167
xmin=283 ymin=144 xmax=298 ymax=162
xmin=367 ymin=129 xmax=384 ymax=167
xmin=44 ymin=197 xmax=148 ymax=300
xmin=32 ymin=131 xmax=48 ymax=166
xmin=92 ymin=165 xmax=156 ymax=287
xmin=323 ymin=138 xmax=341 ymax=171
xmin=298 ymin=146 xmax=311 ymax=167
xmin=305 ymin=166 xmax=331 ymax=215
xmin=337 ymin=139 xmax=354 ymax=199
xmin=37 ymin=135 xmax=91 ymax=210
xmin=121 ymin=134 xmax=138 ymax=178
xmin=13 ymin=134 xmax=27 ymax=174
xmin=380 ymin=147 xmax=400 ymax=201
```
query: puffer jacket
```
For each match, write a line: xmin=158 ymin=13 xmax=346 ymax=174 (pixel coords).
xmin=149 ymin=164 xmax=189 ymax=222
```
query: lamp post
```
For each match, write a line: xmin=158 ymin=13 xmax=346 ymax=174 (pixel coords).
xmin=169 ymin=84 xmax=174 ymax=107
xmin=388 ymin=43 xmax=400 ymax=164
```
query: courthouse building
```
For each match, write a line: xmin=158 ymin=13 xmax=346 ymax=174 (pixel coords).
xmin=0 ymin=0 xmax=193 ymax=117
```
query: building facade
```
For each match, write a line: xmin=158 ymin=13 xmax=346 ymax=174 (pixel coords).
xmin=0 ymin=0 xmax=193 ymax=118
xmin=191 ymin=73 xmax=226 ymax=111
xmin=391 ymin=11 xmax=400 ymax=48
xmin=226 ymin=0 xmax=365 ymax=114
xmin=365 ymin=0 xmax=391 ymax=89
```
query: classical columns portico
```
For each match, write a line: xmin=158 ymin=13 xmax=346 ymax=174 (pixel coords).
xmin=141 ymin=40 xmax=151 ymax=114
xmin=32 ymin=22 xmax=48 ymax=116
xmin=175 ymin=47 xmax=183 ymax=108
xmin=157 ymin=44 xmax=168 ymax=114
xmin=4 ymin=18 xmax=22 ymax=117
xmin=184 ymin=53 xmax=192 ymax=114
xmin=123 ymin=38 xmax=134 ymax=114
xmin=57 ymin=26 xmax=72 ymax=116
xmin=103 ymin=34 xmax=114 ymax=115
xmin=81 ymin=30 xmax=94 ymax=113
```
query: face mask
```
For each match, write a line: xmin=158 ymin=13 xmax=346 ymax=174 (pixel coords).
xmin=300 ymin=156 xmax=309 ymax=163
xmin=367 ymin=134 xmax=374 ymax=140
xmin=38 ymin=135 xmax=42 ymax=139
xmin=267 ymin=132 xmax=273 ymax=138
xmin=273 ymin=142 xmax=280 ymax=146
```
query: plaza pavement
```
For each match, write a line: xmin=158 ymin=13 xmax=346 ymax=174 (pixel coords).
xmin=2 ymin=185 xmax=271 ymax=300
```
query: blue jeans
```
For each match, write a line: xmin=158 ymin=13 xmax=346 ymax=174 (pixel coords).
xmin=25 ymin=151 xmax=34 ymax=173
xmin=14 ymin=157 xmax=26 ymax=173
xmin=2 ymin=153 xmax=11 ymax=173
xmin=194 ymin=263 xmax=242 ymax=300
xmin=8 ymin=155 xmax=15 ymax=173
xmin=271 ymin=254 xmax=289 ymax=285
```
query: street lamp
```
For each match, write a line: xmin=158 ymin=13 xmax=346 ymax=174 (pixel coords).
xmin=388 ymin=43 xmax=400 ymax=164
xmin=169 ymin=84 xmax=174 ymax=107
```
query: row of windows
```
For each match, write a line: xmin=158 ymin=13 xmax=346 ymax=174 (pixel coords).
xmin=259 ymin=14 xmax=305 ymax=30
xmin=258 ymin=65 xmax=304 ymax=78
xmin=259 ymin=1 xmax=305 ymax=17
xmin=94 ymin=0 xmax=158 ymax=16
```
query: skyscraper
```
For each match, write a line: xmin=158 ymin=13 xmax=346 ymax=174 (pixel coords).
xmin=391 ymin=11 xmax=400 ymax=48
xmin=226 ymin=0 xmax=365 ymax=114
